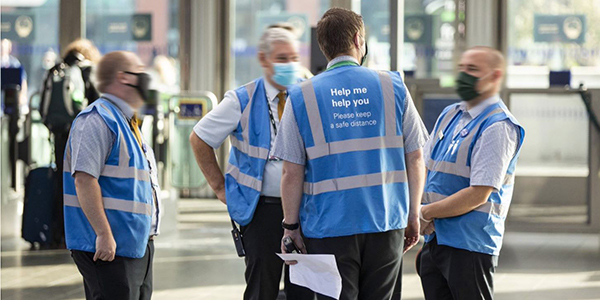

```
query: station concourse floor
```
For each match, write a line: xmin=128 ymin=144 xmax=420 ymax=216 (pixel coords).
xmin=1 ymin=199 xmax=600 ymax=300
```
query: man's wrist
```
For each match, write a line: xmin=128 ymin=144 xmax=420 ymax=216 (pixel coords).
xmin=96 ymin=230 xmax=113 ymax=238
xmin=282 ymin=219 xmax=300 ymax=230
xmin=420 ymin=205 xmax=433 ymax=223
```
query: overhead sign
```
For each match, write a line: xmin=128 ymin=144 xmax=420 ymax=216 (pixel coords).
xmin=256 ymin=13 xmax=309 ymax=43
xmin=534 ymin=14 xmax=586 ymax=44
xmin=404 ymin=15 xmax=433 ymax=45
xmin=102 ymin=14 xmax=152 ymax=42
xmin=1 ymin=14 xmax=35 ymax=42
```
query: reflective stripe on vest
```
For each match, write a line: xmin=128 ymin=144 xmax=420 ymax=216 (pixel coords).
xmin=226 ymin=163 xmax=263 ymax=191
xmin=64 ymin=194 xmax=152 ymax=216
xmin=421 ymin=191 xmax=511 ymax=218
xmin=304 ymin=170 xmax=407 ymax=195
xmin=238 ymin=81 xmax=258 ymax=149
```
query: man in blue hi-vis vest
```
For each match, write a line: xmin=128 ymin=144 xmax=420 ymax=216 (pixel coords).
xmin=273 ymin=8 xmax=429 ymax=300
xmin=189 ymin=27 xmax=314 ymax=300
xmin=418 ymin=47 xmax=525 ymax=300
xmin=65 ymin=51 xmax=161 ymax=300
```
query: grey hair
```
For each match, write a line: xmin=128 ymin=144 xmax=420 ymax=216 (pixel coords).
xmin=258 ymin=27 xmax=299 ymax=55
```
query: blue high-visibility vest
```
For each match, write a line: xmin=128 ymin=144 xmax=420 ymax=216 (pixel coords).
xmin=287 ymin=64 xmax=410 ymax=238
xmin=424 ymin=101 xmax=525 ymax=255
xmin=225 ymin=78 xmax=272 ymax=226
xmin=63 ymin=98 xmax=153 ymax=259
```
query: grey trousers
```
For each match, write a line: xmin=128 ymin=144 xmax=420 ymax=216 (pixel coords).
xmin=71 ymin=240 xmax=154 ymax=300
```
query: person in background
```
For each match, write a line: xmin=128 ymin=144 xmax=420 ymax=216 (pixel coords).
xmin=148 ymin=55 xmax=179 ymax=94
xmin=1 ymin=38 xmax=28 ymax=113
xmin=40 ymin=38 xmax=101 ymax=249
xmin=189 ymin=27 xmax=314 ymax=300
xmin=64 ymin=51 xmax=160 ymax=300
xmin=268 ymin=23 xmax=314 ymax=79
xmin=418 ymin=47 xmax=525 ymax=300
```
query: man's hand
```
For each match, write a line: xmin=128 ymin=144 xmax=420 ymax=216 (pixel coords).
xmin=421 ymin=221 xmax=435 ymax=235
xmin=281 ymin=229 xmax=306 ymax=265
xmin=94 ymin=234 xmax=116 ymax=262
xmin=403 ymin=216 xmax=420 ymax=254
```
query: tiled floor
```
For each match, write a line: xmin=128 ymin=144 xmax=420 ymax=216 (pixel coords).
xmin=2 ymin=199 xmax=599 ymax=300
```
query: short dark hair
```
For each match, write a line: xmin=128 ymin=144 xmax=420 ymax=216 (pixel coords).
xmin=316 ymin=7 xmax=364 ymax=60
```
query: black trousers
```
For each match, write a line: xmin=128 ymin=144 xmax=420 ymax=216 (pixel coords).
xmin=240 ymin=197 xmax=315 ymax=300
xmin=304 ymin=229 xmax=405 ymax=300
xmin=72 ymin=240 xmax=154 ymax=300
xmin=52 ymin=128 xmax=70 ymax=246
xmin=418 ymin=236 xmax=497 ymax=300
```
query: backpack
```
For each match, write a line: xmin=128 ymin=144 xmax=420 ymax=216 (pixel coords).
xmin=39 ymin=62 xmax=87 ymax=132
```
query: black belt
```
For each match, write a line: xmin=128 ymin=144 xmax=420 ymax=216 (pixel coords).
xmin=259 ymin=196 xmax=281 ymax=204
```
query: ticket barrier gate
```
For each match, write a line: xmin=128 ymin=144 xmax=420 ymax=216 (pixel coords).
xmin=168 ymin=92 xmax=218 ymax=192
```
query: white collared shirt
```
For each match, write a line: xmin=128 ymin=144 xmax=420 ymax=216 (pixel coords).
xmin=423 ymin=95 xmax=520 ymax=190
xmin=327 ymin=55 xmax=359 ymax=69
xmin=193 ymin=78 xmax=285 ymax=197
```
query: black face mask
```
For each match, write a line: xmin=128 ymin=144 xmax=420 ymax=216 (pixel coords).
xmin=361 ymin=40 xmax=368 ymax=66
xmin=124 ymin=71 xmax=151 ymax=102
xmin=455 ymin=71 xmax=493 ymax=102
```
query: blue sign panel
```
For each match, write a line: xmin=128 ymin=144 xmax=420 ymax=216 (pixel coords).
xmin=534 ymin=15 xmax=586 ymax=44
xmin=1 ymin=14 xmax=35 ymax=43
xmin=102 ymin=14 xmax=152 ymax=42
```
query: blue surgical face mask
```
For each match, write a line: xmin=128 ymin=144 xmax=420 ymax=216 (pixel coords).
xmin=272 ymin=62 xmax=300 ymax=87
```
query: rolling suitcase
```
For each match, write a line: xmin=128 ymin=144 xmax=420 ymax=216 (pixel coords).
xmin=22 ymin=166 xmax=56 ymax=247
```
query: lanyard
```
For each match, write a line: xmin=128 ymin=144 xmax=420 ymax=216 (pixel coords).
xmin=266 ymin=96 xmax=278 ymax=136
xmin=326 ymin=61 xmax=359 ymax=71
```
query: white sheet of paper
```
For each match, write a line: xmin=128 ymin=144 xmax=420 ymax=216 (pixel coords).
xmin=277 ymin=253 xmax=342 ymax=299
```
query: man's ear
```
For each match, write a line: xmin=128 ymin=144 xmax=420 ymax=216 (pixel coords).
xmin=493 ymin=69 xmax=503 ymax=82
xmin=116 ymin=71 xmax=128 ymax=85
xmin=353 ymin=32 xmax=361 ymax=49
xmin=258 ymin=52 xmax=269 ymax=68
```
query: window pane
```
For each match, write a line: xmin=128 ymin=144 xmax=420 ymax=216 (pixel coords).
xmin=2 ymin=0 xmax=60 ymax=98
xmin=510 ymin=93 xmax=589 ymax=225
xmin=362 ymin=0 xmax=390 ymax=70
xmin=507 ymin=0 xmax=600 ymax=88
xmin=404 ymin=0 xmax=457 ymax=82
xmin=85 ymin=0 xmax=181 ymax=94
xmin=231 ymin=0 xmax=329 ymax=87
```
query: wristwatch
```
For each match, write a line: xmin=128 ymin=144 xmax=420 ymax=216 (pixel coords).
xmin=281 ymin=220 xmax=300 ymax=230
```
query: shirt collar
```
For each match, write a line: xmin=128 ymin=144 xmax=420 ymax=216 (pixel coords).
xmin=327 ymin=55 xmax=359 ymax=69
xmin=102 ymin=93 xmax=135 ymax=119
xmin=263 ymin=77 xmax=284 ymax=102
xmin=459 ymin=95 xmax=500 ymax=118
